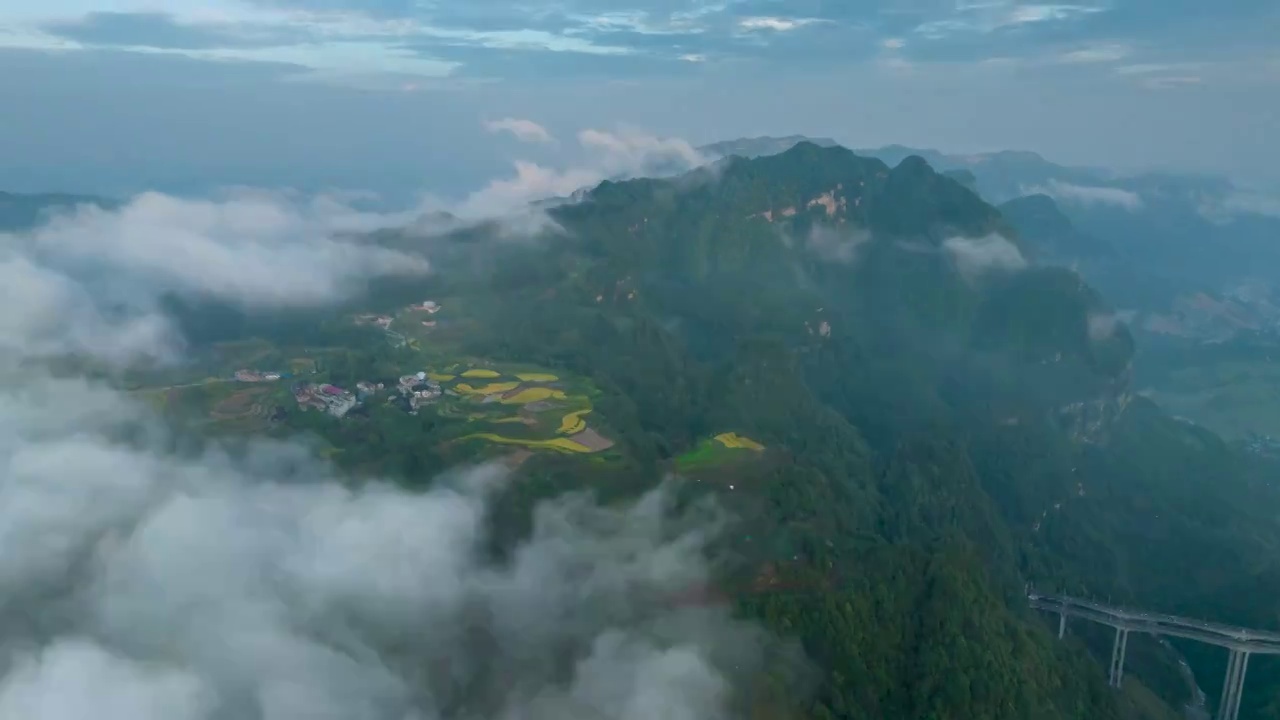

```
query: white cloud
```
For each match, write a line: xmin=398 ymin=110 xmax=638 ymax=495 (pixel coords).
xmin=1056 ymin=43 xmax=1129 ymax=64
xmin=1111 ymin=62 xmax=1205 ymax=89
xmin=0 ymin=368 xmax=776 ymax=720
xmin=577 ymin=127 xmax=705 ymax=175
xmin=0 ymin=640 xmax=214 ymax=720
xmin=0 ymin=5 xmax=632 ymax=85
xmin=1222 ymin=191 xmax=1280 ymax=218
xmin=484 ymin=117 xmax=555 ymax=144
xmin=914 ymin=2 xmax=1104 ymax=36
xmin=1005 ymin=4 xmax=1102 ymax=26
xmin=1113 ymin=62 xmax=1201 ymax=75
xmin=1024 ymin=180 xmax=1145 ymax=210
xmin=0 ymin=254 xmax=178 ymax=366
xmin=805 ymin=226 xmax=869 ymax=264
xmin=17 ymin=191 xmax=429 ymax=308
xmin=456 ymin=126 xmax=709 ymax=219
xmin=736 ymin=17 xmax=823 ymax=32
xmin=1087 ymin=312 xmax=1120 ymax=341
xmin=0 ymin=190 xmax=431 ymax=364
xmin=0 ymin=123 xmax=785 ymax=715
xmin=455 ymin=161 xmax=602 ymax=220
xmin=943 ymin=233 xmax=1027 ymax=281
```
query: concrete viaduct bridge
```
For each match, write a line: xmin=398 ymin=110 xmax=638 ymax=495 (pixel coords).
xmin=1030 ymin=592 xmax=1280 ymax=720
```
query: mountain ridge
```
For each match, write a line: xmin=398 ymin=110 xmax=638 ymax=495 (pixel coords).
xmin=11 ymin=141 xmax=1280 ymax=720
xmin=446 ymin=145 xmax=1279 ymax=720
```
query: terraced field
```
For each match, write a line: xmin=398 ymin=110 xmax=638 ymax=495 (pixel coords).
xmin=430 ymin=365 xmax=615 ymax=455
xmin=675 ymin=432 xmax=767 ymax=472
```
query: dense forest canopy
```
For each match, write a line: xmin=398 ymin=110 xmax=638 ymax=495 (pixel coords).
xmin=113 ymin=143 xmax=1280 ymax=719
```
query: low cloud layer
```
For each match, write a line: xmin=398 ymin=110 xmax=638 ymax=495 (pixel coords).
xmin=0 ymin=254 xmax=178 ymax=365
xmin=804 ymin=225 xmax=869 ymax=264
xmin=20 ymin=191 xmax=429 ymax=307
xmin=1221 ymin=190 xmax=1280 ymax=218
xmin=1025 ymin=180 xmax=1145 ymax=210
xmin=0 ymin=190 xmax=432 ymax=363
xmin=1087 ymin=311 xmax=1120 ymax=341
xmin=456 ymin=126 xmax=709 ymax=219
xmin=943 ymin=233 xmax=1028 ymax=281
xmin=0 ymin=174 xmax=784 ymax=716
xmin=0 ymin=370 xmax=776 ymax=720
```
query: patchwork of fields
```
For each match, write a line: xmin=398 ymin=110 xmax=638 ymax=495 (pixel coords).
xmin=133 ymin=341 xmax=619 ymax=459
xmin=435 ymin=366 xmax=616 ymax=454
xmin=675 ymin=432 xmax=767 ymax=472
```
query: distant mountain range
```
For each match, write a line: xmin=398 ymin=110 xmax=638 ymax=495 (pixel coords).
xmin=9 ymin=136 xmax=1280 ymax=343
xmin=0 ymin=190 xmax=109 ymax=232
xmin=699 ymin=135 xmax=840 ymax=159
xmin=701 ymin=136 xmax=1280 ymax=342
xmin=403 ymin=141 xmax=1280 ymax=720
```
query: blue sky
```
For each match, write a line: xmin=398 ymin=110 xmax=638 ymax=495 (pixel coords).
xmin=1 ymin=0 xmax=1276 ymax=198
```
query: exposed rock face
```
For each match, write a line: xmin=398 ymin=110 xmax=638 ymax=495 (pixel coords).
xmin=1057 ymin=361 xmax=1134 ymax=444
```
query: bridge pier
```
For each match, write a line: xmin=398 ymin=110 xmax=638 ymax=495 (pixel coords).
xmin=1217 ymin=650 xmax=1250 ymax=720
xmin=1029 ymin=592 xmax=1280 ymax=713
xmin=1109 ymin=627 xmax=1129 ymax=688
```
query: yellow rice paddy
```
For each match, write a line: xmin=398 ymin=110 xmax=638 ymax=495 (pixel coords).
xmin=461 ymin=368 xmax=501 ymax=379
xmin=714 ymin=432 xmax=765 ymax=451
xmin=461 ymin=433 xmax=591 ymax=453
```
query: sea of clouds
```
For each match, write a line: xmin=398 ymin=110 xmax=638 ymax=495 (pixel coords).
xmin=0 ymin=122 xmax=783 ymax=720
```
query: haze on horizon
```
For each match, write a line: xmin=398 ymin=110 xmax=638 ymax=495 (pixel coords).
xmin=1 ymin=0 xmax=1277 ymax=200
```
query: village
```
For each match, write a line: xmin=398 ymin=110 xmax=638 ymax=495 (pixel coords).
xmin=354 ymin=300 xmax=441 ymax=334
xmin=222 ymin=299 xmax=451 ymax=418
xmin=230 ymin=369 xmax=439 ymax=419
xmin=215 ymin=296 xmax=616 ymax=455
xmin=292 ymin=382 xmax=360 ymax=417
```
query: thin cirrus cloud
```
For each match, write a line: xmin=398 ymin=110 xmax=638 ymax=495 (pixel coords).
xmin=10 ymin=0 xmax=1271 ymax=85
xmin=484 ymin=117 xmax=556 ymax=144
xmin=1 ymin=1 xmax=1277 ymax=194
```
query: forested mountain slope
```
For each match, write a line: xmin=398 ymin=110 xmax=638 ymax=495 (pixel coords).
xmin=495 ymin=143 xmax=1280 ymax=720
xmin=159 ymin=142 xmax=1280 ymax=719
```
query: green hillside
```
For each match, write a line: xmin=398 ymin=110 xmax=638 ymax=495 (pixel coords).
xmin=143 ymin=142 xmax=1280 ymax=720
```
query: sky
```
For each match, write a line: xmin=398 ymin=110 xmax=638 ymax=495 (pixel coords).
xmin=1 ymin=0 xmax=1277 ymax=199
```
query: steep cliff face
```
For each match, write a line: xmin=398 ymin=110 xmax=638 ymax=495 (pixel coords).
xmin=1059 ymin=383 xmax=1134 ymax=444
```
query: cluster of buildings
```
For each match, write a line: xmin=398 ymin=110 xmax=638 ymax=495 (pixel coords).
xmin=293 ymin=382 xmax=358 ymax=417
xmin=352 ymin=302 xmax=443 ymax=347
xmin=408 ymin=302 xmax=442 ymax=330
xmin=396 ymin=372 xmax=443 ymax=413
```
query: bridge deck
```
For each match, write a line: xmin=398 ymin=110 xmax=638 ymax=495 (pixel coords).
xmin=1030 ymin=593 xmax=1280 ymax=654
